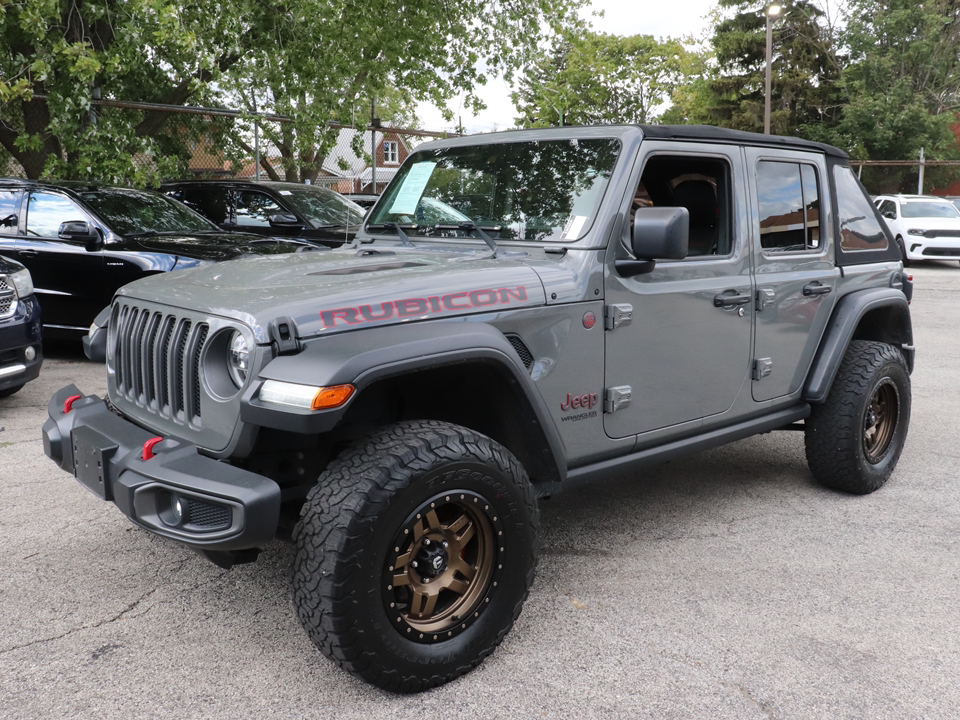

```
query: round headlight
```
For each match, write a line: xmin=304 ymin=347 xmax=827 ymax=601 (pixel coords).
xmin=227 ymin=331 xmax=250 ymax=387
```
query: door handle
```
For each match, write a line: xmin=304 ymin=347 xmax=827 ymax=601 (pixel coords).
xmin=803 ymin=282 xmax=832 ymax=296
xmin=713 ymin=291 xmax=752 ymax=308
xmin=19 ymin=250 xmax=39 ymax=257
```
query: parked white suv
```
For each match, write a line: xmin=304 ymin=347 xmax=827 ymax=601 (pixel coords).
xmin=875 ymin=194 xmax=960 ymax=265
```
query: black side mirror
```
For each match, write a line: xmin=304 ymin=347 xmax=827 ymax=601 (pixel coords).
xmin=59 ymin=220 xmax=102 ymax=250
xmin=268 ymin=212 xmax=303 ymax=228
xmin=616 ymin=207 xmax=690 ymax=277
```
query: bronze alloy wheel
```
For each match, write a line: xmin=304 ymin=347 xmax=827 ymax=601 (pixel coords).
xmin=384 ymin=490 xmax=503 ymax=643
xmin=863 ymin=377 xmax=900 ymax=463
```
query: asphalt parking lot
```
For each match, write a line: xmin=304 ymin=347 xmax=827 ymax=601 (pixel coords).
xmin=1 ymin=262 xmax=959 ymax=719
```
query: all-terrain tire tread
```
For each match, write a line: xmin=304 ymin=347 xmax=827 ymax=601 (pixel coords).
xmin=805 ymin=340 xmax=910 ymax=494
xmin=292 ymin=419 xmax=539 ymax=693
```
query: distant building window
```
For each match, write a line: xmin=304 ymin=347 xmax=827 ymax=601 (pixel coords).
xmin=383 ymin=141 xmax=399 ymax=164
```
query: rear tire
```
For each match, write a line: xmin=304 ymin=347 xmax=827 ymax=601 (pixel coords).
xmin=805 ymin=340 xmax=911 ymax=494
xmin=293 ymin=420 xmax=539 ymax=693
xmin=895 ymin=236 xmax=910 ymax=267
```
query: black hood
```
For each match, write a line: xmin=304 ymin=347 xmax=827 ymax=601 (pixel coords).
xmin=113 ymin=231 xmax=318 ymax=262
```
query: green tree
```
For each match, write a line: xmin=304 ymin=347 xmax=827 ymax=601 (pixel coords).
xmin=702 ymin=0 xmax=843 ymax=137
xmin=1 ymin=0 xmax=587 ymax=183
xmin=832 ymin=0 xmax=960 ymax=191
xmin=512 ymin=31 xmax=702 ymax=127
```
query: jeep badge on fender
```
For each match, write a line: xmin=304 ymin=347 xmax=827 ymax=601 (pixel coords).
xmin=42 ymin=125 xmax=913 ymax=693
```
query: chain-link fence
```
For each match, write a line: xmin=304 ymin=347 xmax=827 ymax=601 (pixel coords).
xmin=1 ymin=98 xmax=460 ymax=197
xmin=852 ymin=160 xmax=960 ymax=197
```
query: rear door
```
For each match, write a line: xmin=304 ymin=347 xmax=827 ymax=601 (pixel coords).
xmin=745 ymin=149 xmax=838 ymax=402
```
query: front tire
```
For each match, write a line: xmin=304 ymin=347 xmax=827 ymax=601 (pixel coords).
xmin=805 ymin=340 xmax=911 ymax=494
xmin=293 ymin=420 xmax=539 ymax=692
xmin=895 ymin=236 xmax=910 ymax=267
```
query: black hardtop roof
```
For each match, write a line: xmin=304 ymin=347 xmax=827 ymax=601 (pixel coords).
xmin=639 ymin=125 xmax=848 ymax=159
xmin=416 ymin=124 xmax=849 ymax=160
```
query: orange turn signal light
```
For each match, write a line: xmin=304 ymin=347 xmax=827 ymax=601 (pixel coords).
xmin=312 ymin=384 xmax=355 ymax=410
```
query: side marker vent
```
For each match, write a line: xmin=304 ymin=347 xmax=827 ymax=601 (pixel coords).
xmin=505 ymin=334 xmax=534 ymax=370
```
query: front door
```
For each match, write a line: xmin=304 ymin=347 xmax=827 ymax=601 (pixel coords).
xmin=745 ymin=150 xmax=838 ymax=402
xmin=17 ymin=190 xmax=105 ymax=332
xmin=604 ymin=143 xmax=755 ymax=439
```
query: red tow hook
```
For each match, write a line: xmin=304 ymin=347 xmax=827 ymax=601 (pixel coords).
xmin=142 ymin=437 xmax=164 ymax=461
xmin=63 ymin=395 xmax=82 ymax=414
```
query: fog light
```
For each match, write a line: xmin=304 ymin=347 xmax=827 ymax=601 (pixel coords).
xmin=171 ymin=495 xmax=185 ymax=524
xmin=24 ymin=346 xmax=36 ymax=362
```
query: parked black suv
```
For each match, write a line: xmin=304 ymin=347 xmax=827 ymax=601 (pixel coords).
xmin=0 ymin=179 xmax=316 ymax=339
xmin=161 ymin=180 xmax=365 ymax=246
xmin=0 ymin=256 xmax=42 ymax=397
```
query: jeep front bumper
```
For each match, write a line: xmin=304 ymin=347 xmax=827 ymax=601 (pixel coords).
xmin=42 ymin=385 xmax=280 ymax=558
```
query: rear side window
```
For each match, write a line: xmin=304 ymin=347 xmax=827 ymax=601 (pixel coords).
xmin=833 ymin=166 xmax=888 ymax=251
xmin=171 ymin=186 xmax=231 ymax=226
xmin=756 ymin=161 xmax=821 ymax=252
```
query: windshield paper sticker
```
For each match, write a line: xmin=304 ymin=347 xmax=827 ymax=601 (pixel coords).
xmin=389 ymin=162 xmax=437 ymax=215
xmin=562 ymin=215 xmax=587 ymax=240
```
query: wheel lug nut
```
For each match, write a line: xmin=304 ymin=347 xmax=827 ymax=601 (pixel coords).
xmin=442 ymin=541 xmax=449 ymax=548
xmin=411 ymin=560 xmax=418 ymax=568
xmin=424 ymin=538 xmax=431 ymax=545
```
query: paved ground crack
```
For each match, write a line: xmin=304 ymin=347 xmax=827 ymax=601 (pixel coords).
xmin=0 ymin=587 xmax=159 ymax=656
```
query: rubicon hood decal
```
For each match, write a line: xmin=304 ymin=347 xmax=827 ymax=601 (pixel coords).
xmin=117 ymin=246 xmax=547 ymax=340
xmin=321 ymin=286 xmax=530 ymax=328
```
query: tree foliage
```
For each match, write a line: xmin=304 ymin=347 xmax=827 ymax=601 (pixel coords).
xmin=0 ymin=0 xmax=587 ymax=182
xmin=698 ymin=0 xmax=843 ymax=137
xmin=512 ymin=31 xmax=703 ymax=127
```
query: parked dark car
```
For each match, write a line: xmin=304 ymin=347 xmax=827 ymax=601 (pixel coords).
xmin=161 ymin=180 xmax=366 ymax=246
xmin=0 ymin=179 xmax=316 ymax=339
xmin=0 ymin=256 xmax=42 ymax=397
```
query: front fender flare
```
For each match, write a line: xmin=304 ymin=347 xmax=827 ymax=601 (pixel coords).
xmin=803 ymin=288 xmax=913 ymax=404
xmin=240 ymin=322 xmax=567 ymax=483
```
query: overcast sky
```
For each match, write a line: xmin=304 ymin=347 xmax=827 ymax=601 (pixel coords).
xmin=417 ymin=0 xmax=718 ymax=132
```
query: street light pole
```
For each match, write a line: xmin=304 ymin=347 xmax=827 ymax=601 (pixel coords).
xmin=764 ymin=4 xmax=781 ymax=135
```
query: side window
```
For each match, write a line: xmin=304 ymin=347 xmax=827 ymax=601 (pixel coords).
xmin=756 ymin=161 xmax=821 ymax=253
xmin=636 ymin=155 xmax=732 ymax=257
xmin=878 ymin=200 xmax=896 ymax=219
xmin=25 ymin=192 xmax=88 ymax=239
xmin=235 ymin=191 xmax=282 ymax=227
xmin=0 ymin=191 xmax=20 ymax=235
xmin=174 ymin=187 xmax=230 ymax=226
xmin=833 ymin=166 xmax=889 ymax=251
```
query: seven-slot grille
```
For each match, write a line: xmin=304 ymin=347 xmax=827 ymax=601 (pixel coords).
xmin=0 ymin=276 xmax=15 ymax=319
xmin=111 ymin=303 xmax=209 ymax=425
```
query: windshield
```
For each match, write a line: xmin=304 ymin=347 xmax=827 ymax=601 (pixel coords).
xmin=79 ymin=188 xmax=219 ymax=235
xmin=279 ymin=186 xmax=366 ymax=227
xmin=901 ymin=201 xmax=960 ymax=219
xmin=367 ymin=138 xmax=622 ymax=242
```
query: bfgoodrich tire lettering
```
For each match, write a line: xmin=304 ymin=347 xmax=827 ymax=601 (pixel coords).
xmin=804 ymin=340 xmax=911 ymax=494
xmin=292 ymin=420 xmax=539 ymax=693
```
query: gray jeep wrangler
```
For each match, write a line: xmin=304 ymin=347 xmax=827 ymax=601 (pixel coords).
xmin=43 ymin=125 xmax=914 ymax=692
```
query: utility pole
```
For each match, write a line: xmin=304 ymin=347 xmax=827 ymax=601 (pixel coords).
xmin=370 ymin=99 xmax=377 ymax=194
xmin=764 ymin=4 xmax=781 ymax=135
xmin=918 ymin=147 xmax=925 ymax=195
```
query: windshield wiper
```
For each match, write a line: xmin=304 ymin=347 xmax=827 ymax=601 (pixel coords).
xmin=366 ymin=222 xmax=416 ymax=247
xmin=435 ymin=221 xmax=501 ymax=257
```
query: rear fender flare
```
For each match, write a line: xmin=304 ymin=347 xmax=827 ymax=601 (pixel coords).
xmin=803 ymin=288 xmax=913 ymax=404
